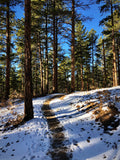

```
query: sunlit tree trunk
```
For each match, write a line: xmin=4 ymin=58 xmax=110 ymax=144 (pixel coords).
xmin=38 ymin=38 xmax=43 ymax=96
xmin=24 ymin=0 xmax=33 ymax=121
xmin=71 ymin=0 xmax=75 ymax=92
xmin=92 ymin=43 xmax=94 ymax=88
xmin=111 ymin=0 xmax=117 ymax=86
xmin=35 ymin=63 xmax=38 ymax=96
xmin=117 ymin=38 xmax=120 ymax=85
xmin=80 ymin=64 xmax=84 ymax=91
xmin=86 ymin=62 xmax=90 ymax=91
xmin=103 ymin=39 xmax=107 ymax=87
xmin=76 ymin=69 xmax=79 ymax=90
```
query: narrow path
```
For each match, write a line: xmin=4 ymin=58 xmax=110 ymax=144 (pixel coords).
xmin=42 ymin=96 xmax=72 ymax=160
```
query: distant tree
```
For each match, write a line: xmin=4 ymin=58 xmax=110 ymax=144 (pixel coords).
xmin=24 ymin=0 xmax=33 ymax=121
xmin=88 ymin=29 xmax=98 ymax=89
xmin=15 ymin=18 xmax=25 ymax=94
xmin=96 ymin=37 xmax=107 ymax=88
xmin=75 ymin=21 xmax=88 ymax=91
xmin=96 ymin=0 xmax=119 ymax=86
xmin=102 ymin=39 xmax=107 ymax=87
xmin=58 ymin=55 xmax=71 ymax=93
xmin=0 ymin=0 xmax=22 ymax=99
xmin=37 ymin=34 xmax=44 ymax=96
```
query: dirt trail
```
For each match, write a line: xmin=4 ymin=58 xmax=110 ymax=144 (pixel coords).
xmin=42 ymin=96 xmax=72 ymax=160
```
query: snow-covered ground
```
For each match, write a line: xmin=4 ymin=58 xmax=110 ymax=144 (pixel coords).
xmin=0 ymin=87 xmax=120 ymax=160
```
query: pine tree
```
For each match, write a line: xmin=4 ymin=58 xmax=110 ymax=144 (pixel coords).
xmin=88 ymin=29 xmax=98 ymax=89
xmin=0 ymin=0 xmax=22 ymax=99
xmin=96 ymin=0 xmax=119 ymax=86
xmin=24 ymin=0 xmax=33 ymax=121
xmin=75 ymin=21 xmax=89 ymax=91
xmin=71 ymin=0 xmax=75 ymax=92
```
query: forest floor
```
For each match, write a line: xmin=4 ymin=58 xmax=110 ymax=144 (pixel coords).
xmin=0 ymin=86 xmax=120 ymax=160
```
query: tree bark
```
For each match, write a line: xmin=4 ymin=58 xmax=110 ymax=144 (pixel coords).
xmin=24 ymin=0 xmax=33 ymax=121
xmin=45 ymin=2 xmax=49 ymax=94
xmin=38 ymin=37 xmax=43 ymax=96
xmin=111 ymin=0 xmax=117 ymax=86
xmin=76 ymin=69 xmax=79 ymax=90
xmin=81 ymin=64 xmax=84 ymax=91
xmin=92 ymin=43 xmax=94 ymax=88
xmin=53 ymin=0 xmax=58 ymax=93
xmin=35 ymin=63 xmax=38 ymax=96
xmin=71 ymin=0 xmax=75 ymax=92
xmin=117 ymin=38 xmax=120 ymax=85
xmin=5 ymin=0 xmax=10 ymax=100
xmin=103 ymin=39 xmax=107 ymax=87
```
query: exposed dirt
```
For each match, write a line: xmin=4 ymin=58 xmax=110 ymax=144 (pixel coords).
xmin=93 ymin=90 xmax=120 ymax=132
xmin=75 ymin=90 xmax=120 ymax=133
xmin=42 ymin=96 xmax=72 ymax=160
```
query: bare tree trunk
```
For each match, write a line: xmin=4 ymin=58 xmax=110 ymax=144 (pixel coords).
xmin=76 ymin=69 xmax=79 ymax=90
xmin=117 ymin=38 xmax=120 ymax=85
xmin=71 ymin=0 xmax=75 ymax=92
xmin=111 ymin=0 xmax=117 ymax=86
xmin=53 ymin=0 xmax=57 ymax=93
xmin=5 ymin=1 xmax=10 ymax=100
xmin=45 ymin=2 xmax=49 ymax=94
xmin=103 ymin=39 xmax=107 ymax=87
xmin=92 ymin=44 xmax=94 ymax=88
xmin=35 ymin=63 xmax=38 ymax=96
xmin=55 ymin=16 xmax=58 ymax=89
xmin=43 ymin=63 xmax=46 ymax=94
xmin=38 ymin=38 xmax=43 ymax=96
xmin=24 ymin=0 xmax=33 ymax=121
xmin=81 ymin=64 xmax=84 ymax=91
xmin=86 ymin=62 xmax=90 ymax=91
xmin=22 ymin=64 xmax=24 ymax=94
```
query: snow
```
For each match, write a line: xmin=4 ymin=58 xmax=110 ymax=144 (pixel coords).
xmin=0 ymin=87 xmax=120 ymax=160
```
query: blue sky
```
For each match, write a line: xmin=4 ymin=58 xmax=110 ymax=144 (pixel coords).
xmin=13 ymin=1 xmax=105 ymax=56
xmin=14 ymin=1 xmax=104 ymax=37
xmin=82 ymin=2 xmax=104 ymax=37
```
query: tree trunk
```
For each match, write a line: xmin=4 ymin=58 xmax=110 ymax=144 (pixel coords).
xmin=103 ymin=39 xmax=107 ymax=87
xmin=111 ymin=0 xmax=117 ymax=86
xmin=22 ymin=64 xmax=24 ymax=94
xmin=92 ymin=43 xmax=94 ymax=88
xmin=45 ymin=2 xmax=49 ymax=94
xmin=81 ymin=64 xmax=84 ymax=91
xmin=117 ymin=38 xmax=120 ymax=85
xmin=55 ymin=16 xmax=58 ymax=89
xmin=53 ymin=0 xmax=58 ymax=93
xmin=24 ymin=0 xmax=33 ymax=121
xmin=71 ymin=0 xmax=75 ymax=92
xmin=5 ymin=1 xmax=10 ymax=100
xmin=35 ymin=63 xmax=38 ymax=96
xmin=86 ymin=62 xmax=90 ymax=91
xmin=76 ymin=69 xmax=79 ymax=90
xmin=38 ymin=38 xmax=43 ymax=96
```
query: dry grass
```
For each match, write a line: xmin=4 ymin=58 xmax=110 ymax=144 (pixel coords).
xmin=59 ymin=95 xmax=66 ymax=100
xmin=0 ymin=99 xmax=13 ymax=108
xmin=76 ymin=102 xmax=99 ymax=112
xmin=75 ymin=90 xmax=119 ymax=132
xmin=93 ymin=90 xmax=120 ymax=131
xmin=4 ymin=114 xmax=24 ymax=130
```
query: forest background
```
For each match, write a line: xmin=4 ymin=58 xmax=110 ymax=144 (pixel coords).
xmin=0 ymin=0 xmax=120 ymax=101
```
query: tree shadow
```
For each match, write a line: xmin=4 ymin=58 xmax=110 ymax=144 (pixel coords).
xmin=47 ymin=88 xmax=120 ymax=159
xmin=42 ymin=96 xmax=72 ymax=160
